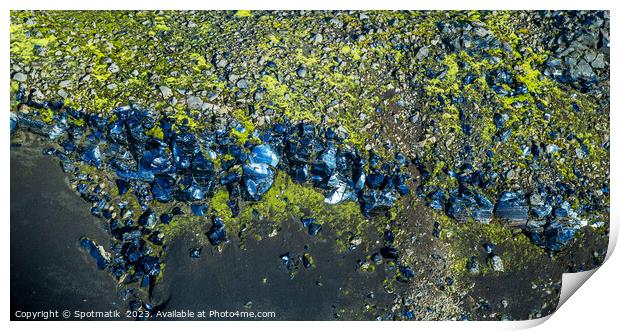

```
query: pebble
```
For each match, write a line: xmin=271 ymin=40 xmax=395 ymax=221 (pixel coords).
xmin=489 ymin=255 xmax=504 ymax=272
xmin=186 ymin=95 xmax=203 ymax=110
xmin=12 ymin=72 xmax=27 ymax=82
xmin=108 ymin=63 xmax=120 ymax=73
xmin=159 ymin=85 xmax=173 ymax=99
xmin=296 ymin=67 xmax=307 ymax=78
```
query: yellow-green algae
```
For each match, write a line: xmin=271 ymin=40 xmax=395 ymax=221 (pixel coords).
xmin=213 ymin=172 xmax=394 ymax=252
xmin=437 ymin=212 xmax=546 ymax=276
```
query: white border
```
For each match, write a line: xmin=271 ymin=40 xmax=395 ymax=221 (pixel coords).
xmin=3 ymin=1 xmax=617 ymax=330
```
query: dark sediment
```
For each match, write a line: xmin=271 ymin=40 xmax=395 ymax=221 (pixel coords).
xmin=11 ymin=140 xmax=121 ymax=320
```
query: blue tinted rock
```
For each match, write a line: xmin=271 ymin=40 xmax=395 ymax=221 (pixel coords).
xmin=81 ymin=144 xmax=102 ymax=168
xmin=220 ymin=172 xmax=241 ymax=186
xmin=108 ymin=120 xmax=127 ymax=143
xmin=121 ymin=229 xmax=142 ymax=242
xmin=207 ymin=218 xmax=226 ymax=245
xmin=554 ymin=207 xmax=569 ymax=219
xmin=102 ymin=209 xmax=113 ymax=219
xmin=367 ymin=172 xmax=385 ymax=189
xmin=280 ymin=253 xmax=292 ymax=270
xmin=189 ymin=247 xmax=202 ymax=258
xmin=495 ymin=192 xmax=529 ymax=225
xmin=61 ymin=140 xmax=75 ymax=153
xmin=380 ymin=247 xmax=399 ymax=260
xmin=76 ymin=183 xmax=88 ymax=195
xmin=80 ymin=238 xmax=109 ymax=270
xmin=324 ymin=180 xmax=357 ymax=204
xmin=301 ymin=217 xmax=316 ymax=228
xmin=290 ymin=165 xmax=310 ymax=183
xmin=191 ymin=203 xmax=207 ymax=216
xmin=398 ymin=265 xmax=414 ymax=281
xmin=402 ymin=310 xmax=414 ymax=320
xmin=140 ymin=255 xmax=161 ymax=277
xmin=116 ymin=168 xmax=155 ymax=182
xmin=186 ymin=182 xmax=208 ymax=201
xmin=141 ymin=148 xmax=174 ymax=174
xmin=227 ymin=199 xmax=239 ymax=217
xmin=151 ymin=175 xmax=175 ymax=202
xmin=532 ymin=205 xmax=552 ymax=218
xmin=463 ymin=73 xmax=477 ymax=85
xmin=125 ymin=116 xmax=148 ymax=144
xmin=300 ymin=123 xmax=315 ymax=137
xmin=493 ymin=113 xmax=506 ymax=129
xmin=204 ymin=222 xmax=228 ymax=246
xmin=308 ymin=222 xmax=322 ymax=236
xmin=395 ymin=152 xmax=407 ymax=166
xmin=395 ymin=175 xmax=410 ymax=196
xmin=360 ymin=190 xmax=397 ymax=216
xmin=352 ymin=163 xmax=366 ymax=191
xmin=242 ymin=162 xmax=275 ymax=200
xmin=472 ymin=194 xmax=494 ymax=224
xmin=191 ymin=152 xmax=215 ymax=174
xmin=48 ymin=123 xmax=67 ymax=140
xmin=10 ymin=112 xmax=18 ymax=134
xmin=273 ymin=123 xmax=286 ymax=134
xmin=15 ymin=115 xmax=45 ymax=131
xmin=249 ymin=144 xmax=279 ymax=167
xmin=542 ymin=221 xmax=576 ymax=251
xmin=447 ymin=197 xmax=471 ymax=221
xmin=319 ymin=147 xmax=337 ymax=170
xmin=160 ymin=213 xmax=173 ymax=224
xmin=172 ymin=133 xmax=200 ymax=168
xmin=428 ymin=189 xmax=446 ymax=210
xmin=138 ymin=209 xmax=158 ymax=228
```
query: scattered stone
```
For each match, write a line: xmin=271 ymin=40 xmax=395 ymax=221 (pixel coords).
xmin=186 ymin=96 xmax=203 ymax=109
xmin=489 ymin=254 xmax=504 ymax=272
xmin=12 ymin=72 xmax=27 ymax=82
xmin=159 ymin=85 xmax=173 ymax=99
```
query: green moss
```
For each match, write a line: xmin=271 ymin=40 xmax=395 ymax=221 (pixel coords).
xmin=303 ymin=253 xmax=315 ymax=268
xmin=189 ymin=52 xmax=212 ymax=71
xmin=146 ymin=125 xmax=164 ymax=140
xmin=39 ymin=108 xmax=54 ymax=123
xmin=169 ymin=111 xmax=200 ymax=131
xmin=205 ymin=172 xmax=387 ymax=251
xmin=439 ymin=213 xmax=546 ymax=276
xmin=210 ymin=188 xmax=233 ymax=222
xmin=153 ymin=15 xmax=170 ymax=32
xmin=229 ymin=109 xmax=256 ymax=144
xmin=234 ymin=10 xmax=252 ymax=18
xmin=10 ymin=21 xmax=57 ymax=63
xmin=157 ymin=214 xmax=204 ymax=240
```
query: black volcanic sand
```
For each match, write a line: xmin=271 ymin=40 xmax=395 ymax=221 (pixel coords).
xmin=11 ymin=140 xmax=394 ymax=321
xmin=151 ymin=221 xmax=394 ymax=321
xmin=11 ymin=141 xmax=122 ymax=320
